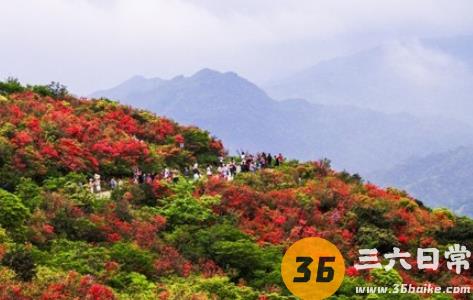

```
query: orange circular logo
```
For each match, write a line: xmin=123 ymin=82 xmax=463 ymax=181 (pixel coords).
xmin=281 ymin=237 xmax=345 ymax=300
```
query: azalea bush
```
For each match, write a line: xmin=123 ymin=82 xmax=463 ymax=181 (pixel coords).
xmin=0 ymin=87 xmax=223 ymax=184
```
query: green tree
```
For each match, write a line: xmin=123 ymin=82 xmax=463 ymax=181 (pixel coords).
xmin=0 ymin=77 xmax=25 ymax=94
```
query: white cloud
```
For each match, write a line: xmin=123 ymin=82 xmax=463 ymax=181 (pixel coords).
xmin=0 ymin=0 xmax=472 ymax=94
xmin=383 ymin=39 xmax=471 ymax=88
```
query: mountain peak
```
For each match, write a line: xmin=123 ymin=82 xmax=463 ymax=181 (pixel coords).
xmin=124 ymin=75 xmax=147 ymax=84
xmin=192 ymin=68 xmax=222 ymax=78
xmin=191 ymin=68 xmax=242 ymax=81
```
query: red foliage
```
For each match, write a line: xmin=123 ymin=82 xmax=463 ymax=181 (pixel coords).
xmin=42 ymin=224 xmax=55 ymax=235
xmin=0 ymin=91 xmax=220 ymax=178
xmin=174 ymin=134 xmax=184 ymax=144
xmin=26 ymin=118 xmax=41 ymax=133
xmin=397 ymin=234 xmax=409 ymax=245
xmin=154 ymin=246 xmax=191 ymax=277
xmin=364 ymin=183 xmax=388 ymax=198
xmin=12 ymin=131 xmax=33 ymax=147
xmin=132 ymin=220 xmax=159 ymax=248
xmin=200 ymin=259 xmax=224 ymax=278
xmin=210 ymin=139 xmax=224 ymax=154
xmin=106 ymin=233 xmax=122 ymax=243
xmin=346 ymin=266 xmax=359 ymax=277
xmin=9 ymin=105 xmax=24 ymax=122
xmin=40 ymin=143 xmax=59 ymax=159
xmin=104 ymin=261 xmax=120 ymax=273
xmin=149 ymin=118 xmax=175 ymax=142
xmin=104 ymin=110 xmax=139 ymax=135
xmin=40 ymin=273 xmax=115 ymax=300
xmin=152 ymin=180 xmax=172 ymax=199
xmin=87 ymin=284 xmax=115 ymax=300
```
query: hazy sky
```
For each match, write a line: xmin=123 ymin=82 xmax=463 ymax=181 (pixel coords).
xmin=1 ymin=0 xmax=473 ymax=95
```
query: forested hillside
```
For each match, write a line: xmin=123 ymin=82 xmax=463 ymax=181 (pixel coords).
xmin=0 ymin=80 xmax=471 ymax=299
xmin=371 ymin=146 xmax=473 ymax=217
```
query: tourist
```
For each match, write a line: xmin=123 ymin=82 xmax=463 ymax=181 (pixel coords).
xmin=88 ymin=178 xmax=94 ymax=193
xmin=110 ymin=177 xmax=117 ymax=190
xmin=93 ymin=174 xmax=101 ymax=193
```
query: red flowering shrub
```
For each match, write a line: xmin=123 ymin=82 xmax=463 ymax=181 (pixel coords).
xmin=40 ymin=273 xmax=115 ymax=300
xmin=0 ymin=91 xmax=222 ymax=179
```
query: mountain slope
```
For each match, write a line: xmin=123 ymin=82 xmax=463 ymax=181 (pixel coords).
xmin=0 ymin=84 xmax=472 ymax=299
xmin=266 ymin=36 xmax=473 ymax=125
xmin=0 ymin=87 xmax=224 ymax=189
xmin=91 ymin=69 xmax=473 ymax=175
xmin=370 ymin=146 xmax=473 ymax=216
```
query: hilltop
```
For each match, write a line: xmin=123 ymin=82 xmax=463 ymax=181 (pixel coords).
xmin=0 ymin=80 xmax=224 ymax=190
xmin=0 ymin=81 xmax=471 ymax=299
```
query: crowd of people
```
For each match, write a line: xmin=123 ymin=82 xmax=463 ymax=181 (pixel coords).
xmin=187 ymin=151 xmax=285 ymax=182
xmin=88 ymin=151 xmax=285 ymax=193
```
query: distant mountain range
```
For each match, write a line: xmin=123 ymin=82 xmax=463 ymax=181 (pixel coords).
xmin=370 ymin=146 xmax=473 ymax=216
xmin=90 ymin=68 xmax=473 ymax=175
xmin=266 ymin=36 xmax=473 ymax=125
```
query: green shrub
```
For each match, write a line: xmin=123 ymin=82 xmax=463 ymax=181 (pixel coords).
xmin=2 ymin=245 xmax=36 ymax=281
xmin=356 ymin=225 xmax=399 ymax=253
xmin=0 ymin=188 xmax=30 ymax=238
xmin=159 ymin=181 xmax=216 ymax=226
xmin=15 ymin=177 xmax=44 ymax=211
xmin=30 ymin=81 xmax=68 ymax=99
xmin=161 ymin=276 xmax=259 ymax=300
xmin=109 ymin=272 xmax=156 ymax=296
xmin=436 ymin=217 xmax=473 ymax=250
xmin=43 ymin=239 xmax=109 ymax=275
xmin=0 ymin=78 xmax=25 ymax=94
xmin=110 ymin=242 xmax=155 ymax=278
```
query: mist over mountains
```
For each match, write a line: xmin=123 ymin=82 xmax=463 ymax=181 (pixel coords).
xmin=91 ymin=68 xmax=473 ymax=176
xmin=266 ymin=36 xmax=473 ymax=125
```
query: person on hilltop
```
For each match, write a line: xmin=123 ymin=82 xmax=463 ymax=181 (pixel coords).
xmin=110 ymin=177 xmax=117 ymax=190
xmin=267 ymin=153 xmax=273 ymax=167
xmin=88 ymin=178 xmax=94 ymax=193
xmin=133 ymin=167 xmax=142 ymax=184
xmin=229 ymin=161 xmax=237 ymax=177
xmin=164 ymin=168 xmax=171 ymax=179
xmin=145 ymin=174 xmax=153 ymax=184
xmin=183 ymin=166 xmax=190 ymax=177
xmin=277 ymin=153 xmax=284 ymax=164
xmin=93 ymin=174 xmax=101 ymax=193
xmin=240 ymin=151 xmax=246 ymax=162
xmin=192 ymin=163 xmax=201 ymax=181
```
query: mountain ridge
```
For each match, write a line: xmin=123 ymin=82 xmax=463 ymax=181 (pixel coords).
xmin=90 ymin=68 xmax=473 ymax=176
